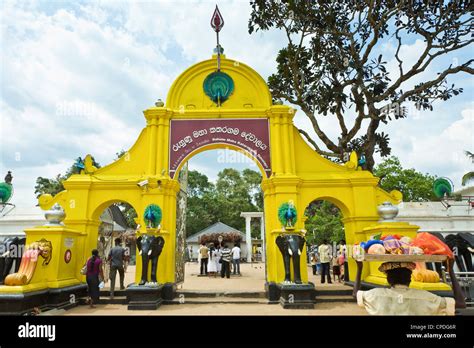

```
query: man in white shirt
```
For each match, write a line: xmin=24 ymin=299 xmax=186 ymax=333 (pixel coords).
xmin=357 ymin=262 xmax=455 ymax=315
xmin=231 ymin=243 xmax=241 ymax=275
xmin=318 ymin=239 xmax=333 ymax=284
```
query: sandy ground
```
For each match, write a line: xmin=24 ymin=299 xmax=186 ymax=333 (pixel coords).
xmin=103 ymin=262 xmax=350 ymax=292
xmin=64 ymin=301 xmax=366 ymax=316
xmin=64 ymin=262 xmax=366 ymax=315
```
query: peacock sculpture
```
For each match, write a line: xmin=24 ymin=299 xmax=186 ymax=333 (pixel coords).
xmin=433 ymin=177 xmax=453 ymax=198
xmin=203 ymin=71 xmax=234 ymax=106
xmin=278 ymin=200 xmax=297 ymax=229
xmin=0 ymin=171 xmax=13 ymax=204
xmin=73 ymin=157 xmax=85 ymax=173
xmin=73 ymin=155 xmax=98 ymax=174
xmin=144 ymin=204 xmax=162 ymax=229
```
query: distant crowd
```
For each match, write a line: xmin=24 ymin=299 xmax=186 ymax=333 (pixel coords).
xmin=196 ymin=242 xmax=242 ymax=278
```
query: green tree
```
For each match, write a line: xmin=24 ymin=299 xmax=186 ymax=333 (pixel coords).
xmin=215 ymin=168 xmax=260 ymax=231
xmin=185 ymin=170 xmax=217 ymax=236
xmin=462 ymin=150 xmax=474 ymax=186
xmin=374 ymin=156 xmax=437 ymax=201
xmin=249 ymin=1 xmax=473 ymax=171
xmin=242 ymin=168 xmax=263 ymax=208
xmin=186 ymin=168 xmax=263 ymax=237
xmin=187 ymin=170 xmax=214 ymax=197
xmin=34 ymin=174 xmax=68 ymax=198
xmin=304 ymin=201 xmax=344 ymax=245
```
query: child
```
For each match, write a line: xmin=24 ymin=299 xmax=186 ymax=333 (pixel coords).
xmin=338 ymin=254 xmax=345 ymax=282
xmin=332 ymin=253 xmax=341 ymax=283
xmin=310 ymin=253 xmax=318 ymax=275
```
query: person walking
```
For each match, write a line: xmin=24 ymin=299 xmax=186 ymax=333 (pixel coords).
xmin=310 ymin=253 xmax=318 ymax=275
xmin=332 ymin=251 xmax=341 ymax=283
xmin=86 ymin=249 xmax=104 ymax=308
xmin=318 ymin=239 xmax=332 ymax=284
xmin=338 ymin=253 xmax=345 ymax=281
xmin=220 ymin=244 xmax=232 ymax=279
xmin=108 ymin=238 xmax=126 ymax=298
xmin=339 ymin=240 xmax=348 ymax=281
xmin=231 ymin=243 xmax=241 ymax=275
xmin=199 ymin=242 xmax=209 ymax=275
xmin=216 ymin=245 xmax=222 ymax=273
xmin=315 ymin=248 xmax=322 ymax=275
xmin=207 ymin=243 xmax=218 ymax=277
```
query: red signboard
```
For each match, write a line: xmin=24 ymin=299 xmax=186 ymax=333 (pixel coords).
xmin=169 ymin=119 xmax=271 ymax=178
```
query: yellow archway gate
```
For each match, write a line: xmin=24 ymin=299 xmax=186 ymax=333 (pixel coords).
xmin=0 ymin=53 xmax=450 ymax=312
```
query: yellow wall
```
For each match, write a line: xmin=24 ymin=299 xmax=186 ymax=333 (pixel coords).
xmin=3 ymin=53 xmax=449 ymax=294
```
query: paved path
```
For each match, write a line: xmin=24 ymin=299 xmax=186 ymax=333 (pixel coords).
xmin=104 ymin=262 xmax=351 ymax=292
xmin=64 ymin=301 xmax=366 ymax=315
xmin=63 ymin=261 xmax=365 ymax=315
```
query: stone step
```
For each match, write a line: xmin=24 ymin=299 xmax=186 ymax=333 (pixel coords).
xmin=38 ymin=308 xmax=67 ymax=315
xmin=316 ymin=295 xmax=355 ymax=303
xmin=168 ymin=297 xmax=267 ymax=304
xmin=100 ymin=296 xmax=128 ymax=305
xmin=315 ymin=289 xmax=353 ymax=296
xmin=78 ymin=296 xmax=128 ymax=305
xmin=100 ymin=289 xmax=127 ymax=297
xmin=177 ymin=290 xmax=266 ymax=298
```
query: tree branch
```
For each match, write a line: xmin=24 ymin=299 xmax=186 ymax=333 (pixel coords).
xmin=298 ymin=128 xmax=338 ymax=157
xmin=395 ymin=60 xmax=474 ymax=105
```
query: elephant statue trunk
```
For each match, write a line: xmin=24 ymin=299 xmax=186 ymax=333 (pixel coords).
xmin=276 ymin=234 xmax=305 ymax=284
xmin=136 ymin=235 xmax=165 ymax=286
xmin=0 ymin=237 xmax=26 ymax=284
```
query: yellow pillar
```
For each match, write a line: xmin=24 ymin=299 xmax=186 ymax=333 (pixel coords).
xmin=269 ymin=113 xmax=283 ymax=175
xmin=144 ymin=109 xmax=158 ymax=175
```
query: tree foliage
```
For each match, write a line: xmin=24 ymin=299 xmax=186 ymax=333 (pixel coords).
xmin=186 ymin=168 xmax=263 ymax=237
xmin=304 ymin=200 xmax=344 ymax=245
xmin=249 ymin=0 xmax=473 ymax=170
xmin=374 ymin=156 xmax=437 ymax=201
xmin=462 ymin=150 xmax=474 ymax=186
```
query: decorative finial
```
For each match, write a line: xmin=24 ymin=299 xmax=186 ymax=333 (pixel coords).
xmin=44 ymin=203 xmax=66 ymax=226
xmin=377 ymin=202 xmax=399 ymax=222
xmin=155 ymin=99 xmax=164 ymax=107
xmin=210 ymin=5 xmax=224 ymax=71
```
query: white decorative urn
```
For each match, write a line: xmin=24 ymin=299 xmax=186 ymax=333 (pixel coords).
xmin=377 ymin=201 xmax=398 ymax=222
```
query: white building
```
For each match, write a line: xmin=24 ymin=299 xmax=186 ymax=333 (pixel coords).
xmin=0 ymin=204 xmax=130 ymax=241
xmin=396 ymin=201 xmax=473 ymax=236
xmin=0 ymin=206 xmax=44 ymax=239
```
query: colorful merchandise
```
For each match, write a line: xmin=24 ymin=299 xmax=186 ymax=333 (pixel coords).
xmin=411 ymin=232 xmax=454 ymax=258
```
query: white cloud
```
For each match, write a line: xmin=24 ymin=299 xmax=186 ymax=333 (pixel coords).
xmin=0 ymin=0 xmax=472 ymax=208
xmin=387 ymin=106 xmax=474 ymax=189
xmin=0 ymin=0 xmax=285 ymax=206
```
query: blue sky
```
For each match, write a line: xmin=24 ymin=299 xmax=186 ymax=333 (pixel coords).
xmin=0 ymin=0 xmax=473 ymax=207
